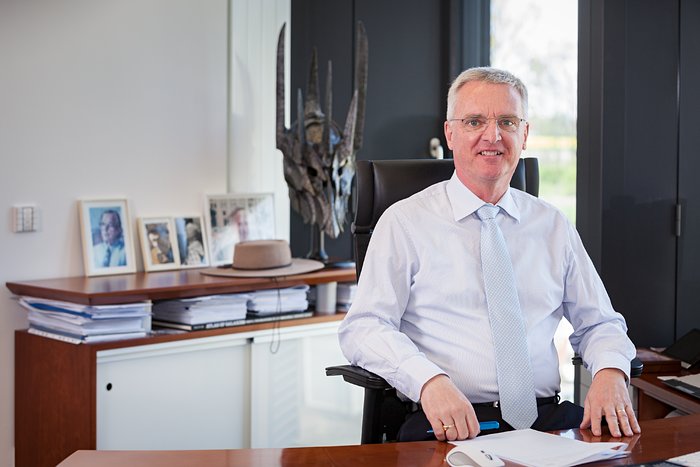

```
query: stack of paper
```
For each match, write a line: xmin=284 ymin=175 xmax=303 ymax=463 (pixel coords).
xmin=451 ymin=429 xmax=629 ymax=467
xmin=306 ymin=282 xmax=357 ymax=311
xmin=152 ymin=294 xmax=250 ymax=331
xmin=19 ymin=296 xmax=151 ymax=344
xmin=336 ymin=282 xmax=357 ymax=311
xmin=247 ymin=285 xmax=310 ymax=317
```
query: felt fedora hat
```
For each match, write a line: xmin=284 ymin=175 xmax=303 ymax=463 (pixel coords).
xmin=201 ymin=239 xmax=324 ymax=278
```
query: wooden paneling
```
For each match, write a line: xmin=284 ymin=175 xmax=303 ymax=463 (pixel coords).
xmin=16 ymin=333 xmax=94 ymax=467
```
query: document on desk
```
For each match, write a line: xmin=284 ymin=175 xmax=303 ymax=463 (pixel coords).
xmin=659 ymin=374 xmax=700 ymax=399
xmin=450 ymin=429 xmax=628 ymax=467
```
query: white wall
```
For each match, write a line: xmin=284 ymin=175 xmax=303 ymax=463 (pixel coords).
xmin=0 ymin=1 xmax=289 ymax=465
xmin=229 ymin=0 xmax=290 ymax=234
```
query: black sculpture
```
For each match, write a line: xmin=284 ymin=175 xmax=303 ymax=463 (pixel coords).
xmin=276 ymin=22 xmax=368 ymax=261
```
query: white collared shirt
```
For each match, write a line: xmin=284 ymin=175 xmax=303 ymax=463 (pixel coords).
xmin=338 ymin=172 xmax=635 ymax=403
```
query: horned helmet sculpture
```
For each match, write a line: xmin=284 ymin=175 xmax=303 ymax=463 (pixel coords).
xmin=276 ymin=22 xmax=368 ymax=240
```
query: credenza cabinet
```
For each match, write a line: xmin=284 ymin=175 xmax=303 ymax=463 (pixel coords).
xmin=10 ymin=268 xmax=361 ymax=467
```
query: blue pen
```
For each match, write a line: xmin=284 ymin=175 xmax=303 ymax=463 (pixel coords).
xmin=427 ymin=420 xmax=499 ymax=434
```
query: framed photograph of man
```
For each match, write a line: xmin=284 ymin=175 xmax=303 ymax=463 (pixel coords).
xmin=138 ymin=217 xmax=181 ymax=272
xmin=78 ymin=199 xmax=136 ymax=277
xmin=204 ymin=193 xmax=275 ymax=266
xmin=174 ymin=216 xmax=209 ymax=269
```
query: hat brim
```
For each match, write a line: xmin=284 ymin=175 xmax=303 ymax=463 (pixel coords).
xmin=200 ymin=258 xmax=325 ymax=278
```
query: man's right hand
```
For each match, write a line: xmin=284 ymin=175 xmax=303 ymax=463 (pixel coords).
xmin=420 ymin=374 xmax=480 ymax=441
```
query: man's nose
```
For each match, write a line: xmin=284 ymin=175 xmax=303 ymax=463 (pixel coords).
xmin=481 ymin=119 xmax=502 ymax=143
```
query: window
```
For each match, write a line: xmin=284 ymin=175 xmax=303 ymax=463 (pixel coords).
xmin=491 ymin=0 xmax=578 ymax=401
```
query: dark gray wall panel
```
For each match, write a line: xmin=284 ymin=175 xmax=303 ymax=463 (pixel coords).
xmin=579 ymin=0 xmax=679 ymax=347
xmin=677 ymin=0 xmax=700 ymax=340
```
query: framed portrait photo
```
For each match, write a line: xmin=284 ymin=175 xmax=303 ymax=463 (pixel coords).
xmin=138 ymin=217 xmax=181 ymax=272
xmin=173 ymin=216 xmax=210 ymax=269
xmin=204 ymin=193 xmax=275 ymax=266
xmin=78 ymin=199 xmax=137 ymax=277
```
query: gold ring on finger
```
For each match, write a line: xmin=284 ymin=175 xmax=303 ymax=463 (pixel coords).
xmin=442 ymin=424 xmax=455 ymax=431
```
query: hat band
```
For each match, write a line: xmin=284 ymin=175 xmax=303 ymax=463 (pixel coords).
xmin=232 ymin=261 xmax=293 ymax=271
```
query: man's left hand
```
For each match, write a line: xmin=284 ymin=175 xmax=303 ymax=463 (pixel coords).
xmin=580 ymin=368 xmax=641 ymax=437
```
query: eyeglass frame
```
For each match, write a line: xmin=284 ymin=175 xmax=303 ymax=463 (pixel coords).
xmin=446 ymin=115 xmax=527 ymax=133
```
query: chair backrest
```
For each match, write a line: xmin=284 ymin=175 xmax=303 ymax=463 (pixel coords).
xmin=352 ymin=157 xmax=539 ymax=278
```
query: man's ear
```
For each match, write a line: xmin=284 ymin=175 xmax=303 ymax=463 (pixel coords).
xmin=444 ymin=120 xmax=454 ymax=150
xmin=522 ymin=121 xmax=529 ymax=150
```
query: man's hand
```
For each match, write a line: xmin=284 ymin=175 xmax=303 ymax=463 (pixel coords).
xmin=580 ymin=368 xmax=641 ymax=437
xmin=420 ymin=374 xmax=480 ymax=441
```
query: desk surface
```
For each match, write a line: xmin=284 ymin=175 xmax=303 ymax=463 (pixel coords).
xmin=58 ymin=414 xmax=700 ymax=467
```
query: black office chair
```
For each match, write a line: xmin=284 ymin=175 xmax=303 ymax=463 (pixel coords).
xmin=326 ymin=158 xmax=641 ymax=444
xmin=349 ymin=158 xmax=538 ymax=279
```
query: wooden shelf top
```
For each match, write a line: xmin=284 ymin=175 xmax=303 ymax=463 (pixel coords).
xmin=6 ymin=267 xmax=356 ymax=305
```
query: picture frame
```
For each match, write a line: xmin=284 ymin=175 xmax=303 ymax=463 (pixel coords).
xmin=78 ymin=199 xmax=137 ymax=277
xmin=204 ymin=193 xmax=275 ymax=266
xmin=138 ymin=217 xmax=181 ymax=272
xmin=173 ymin=216 xmax=210 ymax=269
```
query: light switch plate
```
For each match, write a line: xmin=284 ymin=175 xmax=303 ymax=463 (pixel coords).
xmin=13 ymin=205 xmax=40 ymax=233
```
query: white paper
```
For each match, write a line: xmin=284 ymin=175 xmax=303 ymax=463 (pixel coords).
xmin=667 ymin=450 xmax=700 ymax=467
xmin=451 ymin=429 xmax=628 ymax=467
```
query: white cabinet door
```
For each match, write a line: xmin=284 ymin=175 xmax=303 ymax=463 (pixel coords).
xmin=96 ymin=334 xmax=251 ymax=450
xmin=249 ymin=322 xmax=363 ymax=448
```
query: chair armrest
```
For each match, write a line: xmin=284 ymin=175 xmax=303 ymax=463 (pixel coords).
xmin=326 ymin=365 xmax=392 ymax=390
xmin=630 ymin=357 xmax=644 ymax=378
xmin=571 ymin=355 xmax=644 ymax=378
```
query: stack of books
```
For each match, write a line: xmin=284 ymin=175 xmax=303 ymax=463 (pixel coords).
xmin=19 ymin=296 xmax=152 ymax=344
xmin=152 ymin=293 xmax=250 ymax=331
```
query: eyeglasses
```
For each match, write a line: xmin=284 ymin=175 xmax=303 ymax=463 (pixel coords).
xmin=448 ymin=116 xmax=526 ymax=133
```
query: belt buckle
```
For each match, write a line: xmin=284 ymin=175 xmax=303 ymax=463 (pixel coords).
xmin=492 ymin=401 xmax=499 ymax=408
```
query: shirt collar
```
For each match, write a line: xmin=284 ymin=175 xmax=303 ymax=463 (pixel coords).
xmin=446 ymin=172 xmax=521 ymax=222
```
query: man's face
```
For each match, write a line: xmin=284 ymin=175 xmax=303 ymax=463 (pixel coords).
xmin=444 ymin=81 xmax=529 ymax=193
xmin=100 ymin=213 xmax=122 ymax=245
xmin=148 ymin=232 xmax=160 ymax=248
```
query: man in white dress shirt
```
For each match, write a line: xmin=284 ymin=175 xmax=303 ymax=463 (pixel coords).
xmin=338 ymin=67 xmax=641 ymax=442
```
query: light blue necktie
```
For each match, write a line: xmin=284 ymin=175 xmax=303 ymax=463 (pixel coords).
xmin=477 ymin=204 xmax=538 ymax=429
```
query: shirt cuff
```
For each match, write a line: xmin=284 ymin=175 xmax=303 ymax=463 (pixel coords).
xmin=396 ymin=354 xmax=446 ymax=402
xmin=591 ymin=353 xmax=632 ymax=385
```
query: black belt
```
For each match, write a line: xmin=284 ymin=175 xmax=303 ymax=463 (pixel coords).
xmin=472 ymin=395 xmax=560 ymax=408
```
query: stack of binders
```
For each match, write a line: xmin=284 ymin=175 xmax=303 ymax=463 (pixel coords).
xmin=19 ymin=296 xmax=152 ymax=344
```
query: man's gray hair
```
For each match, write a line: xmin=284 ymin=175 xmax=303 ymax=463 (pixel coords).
xmin=446 ymin=67 xmax=528 ymax=120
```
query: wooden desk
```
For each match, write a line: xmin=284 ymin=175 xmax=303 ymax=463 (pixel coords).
xmin=633 ymin=373 xmax=700 ymax=420
xmin=58 ymin=414 xmax=700 ymax=467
